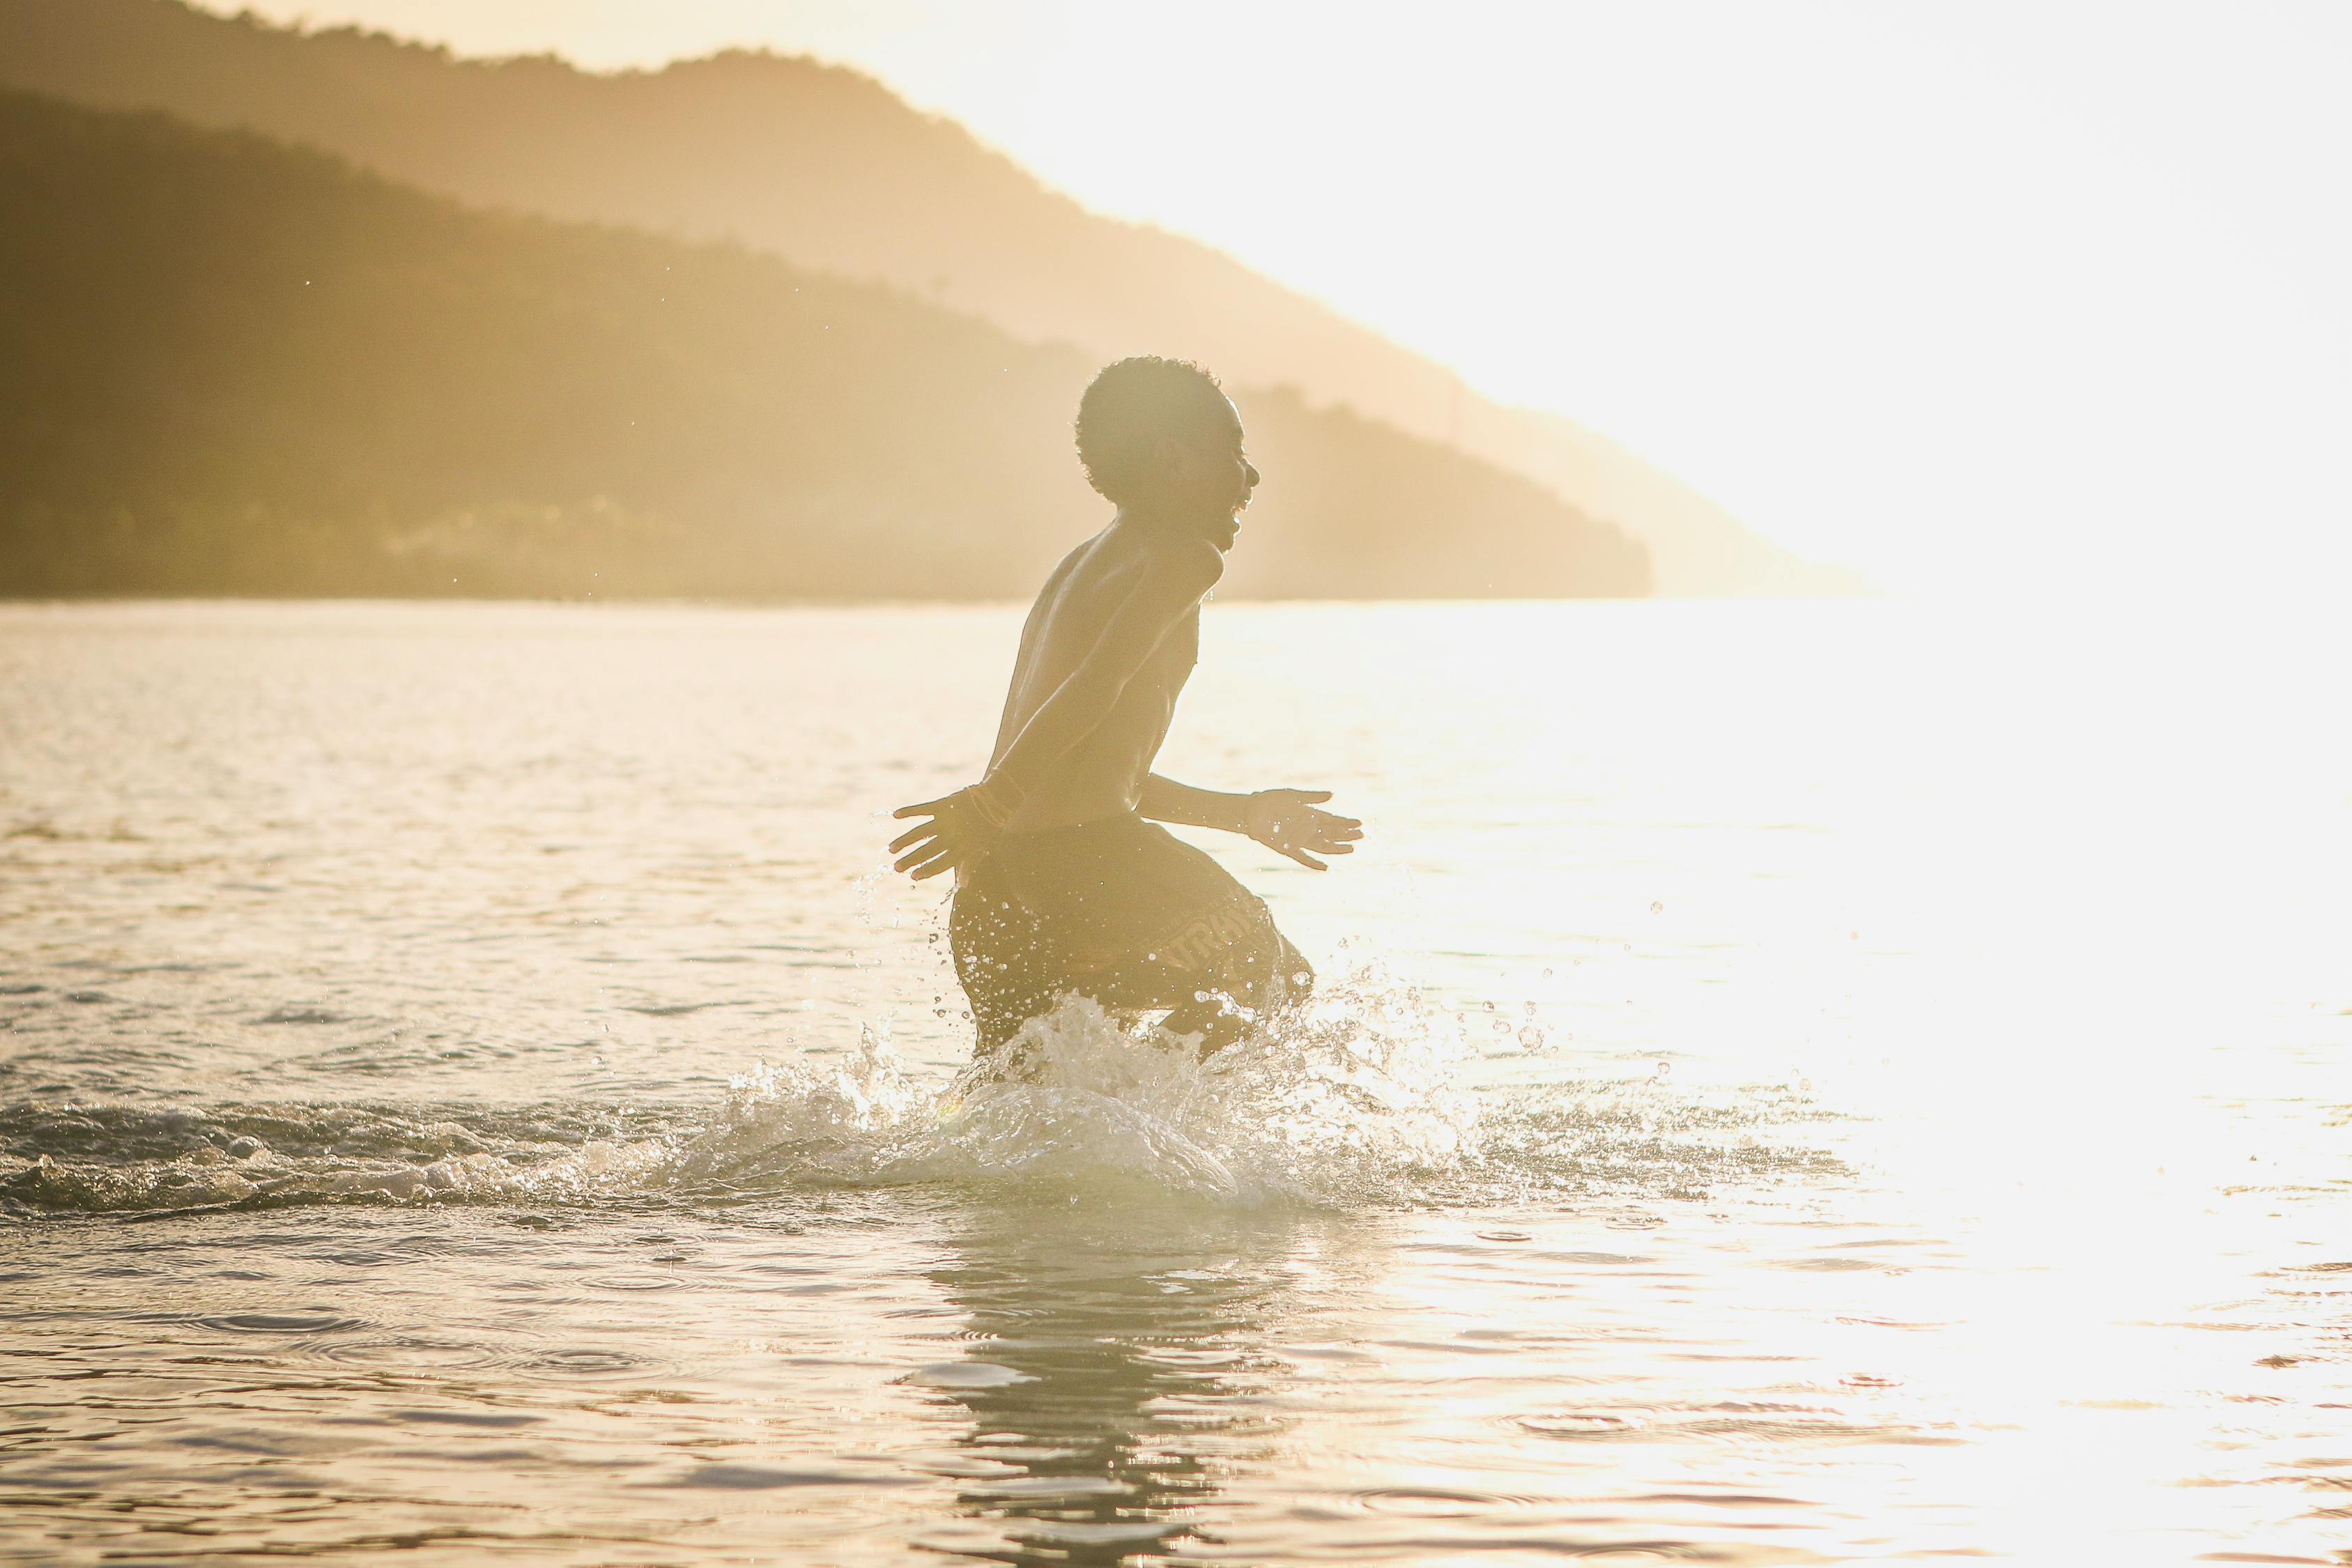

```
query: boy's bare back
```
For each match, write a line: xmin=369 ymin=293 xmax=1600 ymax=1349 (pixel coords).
xmin=984 ymin=519 xmax=1222 ymax=833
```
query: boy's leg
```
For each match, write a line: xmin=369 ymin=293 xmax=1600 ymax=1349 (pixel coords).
xmin=948 ymin=874 xmax=1059 ymax=1058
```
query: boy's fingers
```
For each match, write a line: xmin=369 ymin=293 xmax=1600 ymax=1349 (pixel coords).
xmin=899 ymin=846 xmax=953 ymax=877
xmin=893 ymin=795 xmax=953 ymax=819
xmin=1283 ymin=847 xmax=1328 ymax=870
xmin=896 ymin=839 xmax=955 ymax=871
xmin=888 ymin=823 xmax=942 ymax=854
xmin=1296 ymin=790 xmax=1333 ymax=804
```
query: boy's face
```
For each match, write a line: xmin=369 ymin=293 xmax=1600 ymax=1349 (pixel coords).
xmin=1158 ymin=397 xmax=1259 ymax=549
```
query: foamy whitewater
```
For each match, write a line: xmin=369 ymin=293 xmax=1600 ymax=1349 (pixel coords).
xmin=2 ymin=600 xmax=2346 ymax=1566
xmin=4 ymin=978 xmax=1827 ymax=1216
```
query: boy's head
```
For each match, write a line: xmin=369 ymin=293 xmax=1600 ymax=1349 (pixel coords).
xmin=1075 ymin=357 xmax=1259 ymax=546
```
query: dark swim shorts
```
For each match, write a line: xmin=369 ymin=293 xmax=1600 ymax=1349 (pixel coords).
xmin=948 ymin=815 xmax=1313 ymax=1055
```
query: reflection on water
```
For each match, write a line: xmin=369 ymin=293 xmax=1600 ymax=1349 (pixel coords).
xmin=919 ymin=1204 xmax=1324 ymax=1566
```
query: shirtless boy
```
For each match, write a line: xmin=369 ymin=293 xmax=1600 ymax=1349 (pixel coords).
xmin=889 ymin=357 xmax=1362 ymax=1056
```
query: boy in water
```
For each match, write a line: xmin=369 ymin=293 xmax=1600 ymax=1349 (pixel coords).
xmin=889 ymin=357 xmax=1362 ymax=1058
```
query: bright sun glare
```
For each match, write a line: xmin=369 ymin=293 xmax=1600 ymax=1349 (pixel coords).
xmin=224 ymin=0 xmax=2351 ymax=597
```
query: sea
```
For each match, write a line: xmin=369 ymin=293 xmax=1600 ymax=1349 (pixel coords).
xmin=1 ymin=597 xmax=2345 ymax=1566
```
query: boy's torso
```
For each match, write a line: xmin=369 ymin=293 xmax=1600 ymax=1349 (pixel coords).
xmin=987 ymin=521 xmax=1202 ymax=832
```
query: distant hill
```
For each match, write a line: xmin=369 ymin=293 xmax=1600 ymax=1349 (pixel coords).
xmin=0 ymin=91 xmax=1649 ymax=600
xmin=0 ymin=0 xmax=1853 ymax=594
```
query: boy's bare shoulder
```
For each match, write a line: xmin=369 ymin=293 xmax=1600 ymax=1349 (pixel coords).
xmin=1059 ymin=526 xmax=1222 ymax=604
xmin=1149 ymin=535 xmax=1227 ymax=590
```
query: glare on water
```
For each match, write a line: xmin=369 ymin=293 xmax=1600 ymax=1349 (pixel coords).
xmin=0 ymin=599 xmax=2344 ymax=1565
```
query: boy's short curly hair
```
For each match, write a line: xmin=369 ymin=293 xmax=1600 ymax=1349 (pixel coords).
xmin=1073 ymin=356 xmax=1228 ymax=505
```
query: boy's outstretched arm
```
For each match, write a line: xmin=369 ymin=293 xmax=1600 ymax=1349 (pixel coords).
xmin=1140 ymin=775 xmax=1364 ymax=871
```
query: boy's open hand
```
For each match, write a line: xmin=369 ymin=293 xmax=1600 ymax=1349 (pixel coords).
xmin=1243 ymin=788 xmax=1362 ymax=871
xmin=889 ymin=788 xmax=1000 ymax=881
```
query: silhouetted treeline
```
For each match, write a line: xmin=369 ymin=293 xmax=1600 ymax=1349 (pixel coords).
xmin=0 ymin=0 xmax=1828 ymax=593
xmin=0 ymin=92 xmax=1649 ymax=600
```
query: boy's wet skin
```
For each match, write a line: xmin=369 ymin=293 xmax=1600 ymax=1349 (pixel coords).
xmin=890 ymin=357 xmax=1361 ymax=1055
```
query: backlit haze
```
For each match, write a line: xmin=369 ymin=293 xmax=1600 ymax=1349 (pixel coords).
xmin=215 ymin=0 xmax=2351 ymax=597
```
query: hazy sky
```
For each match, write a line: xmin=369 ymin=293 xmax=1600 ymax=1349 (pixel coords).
xmin=220 ymin=1 xmax=2349 ymax=594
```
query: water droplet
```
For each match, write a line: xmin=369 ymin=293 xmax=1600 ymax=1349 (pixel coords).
xmin=1492 ymin=1017 xmax=1510 ymax=1033
xmin=1650 ymin=901 xmax=1663 ymax=914
xmin=1654 ymin=1060 xmax=1671 ymax=1079
xmin=1523 ymin=1000 xmax=1537 ymax=1015
xmin=1541 ymin=967 xmax=1554 ymax=980
xmin=1517 ymin=1024 xmax=1546 ymax=1049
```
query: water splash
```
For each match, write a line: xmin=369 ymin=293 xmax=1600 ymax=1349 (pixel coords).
xmin=676 ymin=981 xmax=1488 ymax=1205
xmin=1 ymin=978 xmax=1837 ymax=1215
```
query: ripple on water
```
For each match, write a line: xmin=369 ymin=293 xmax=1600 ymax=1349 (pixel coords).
xmin=198 ymin=1312 xmax=362 ymax=1335
xmin=1516 ymin=1411 xmax=1650 ymax=1440
xmin=319 ymin=1335 xmax=502 ymax=1371
xmin=903 ymin=1362 xmax=1036 ymax=1390
xmin=509 ymin=1346 xmax=645 ymax=1378
xmin=393 ymin=1411 xmax=546 ymax=1429
xmin=1348 ymin=1486 xmax=1542 ymax=1518
xmin=665 ymin=1462 xmax=928 ymax=1491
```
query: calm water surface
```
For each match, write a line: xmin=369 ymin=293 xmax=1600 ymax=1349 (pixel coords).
xmin=1 ymin=599 xmax=2346 ymax=1565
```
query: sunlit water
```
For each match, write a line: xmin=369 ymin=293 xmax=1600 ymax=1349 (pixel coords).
xmin=1 ymin=599 xmax=2346 ymax=1566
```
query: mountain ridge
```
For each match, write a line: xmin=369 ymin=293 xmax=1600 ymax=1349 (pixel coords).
xmin=0 ymin=89 xmax=1650 ymax=600
xmin=0 ymin=0 xmax=1858 ymax=594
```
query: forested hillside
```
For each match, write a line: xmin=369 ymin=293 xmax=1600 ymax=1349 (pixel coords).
xmin=0 ymin=93 xmax=1650 ymax=599
xmin=0 ymin=0 xmax=1839 ymax=592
